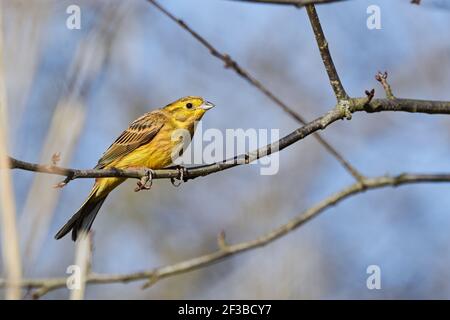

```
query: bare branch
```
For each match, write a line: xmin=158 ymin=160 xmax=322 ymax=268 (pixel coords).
xmin=375 ymin=71 xmax=395 ymax=99
xmin=364 ymin=88 xmax=375 ymax=105
xmin=6 ymin=106 xmax=346 ymax=183
xmin=5 ymin=97 xmax=450 ymax=185
xmin=226 ymin=0 xmax=423 ymax=7
xmin=3 ymin=172 xmax=450 ymax=297
xmin=225 ymin=0 xmax=349 ymax=6
xmin=305 ymin=4 xmax=349 ymax=101
xmin=0 ymin=8 xmax=22 ymax=300
xmin=146 ymin=0 xmax=363 ymax=181
xmin=350 ymin=97 xmax=450 ymax=114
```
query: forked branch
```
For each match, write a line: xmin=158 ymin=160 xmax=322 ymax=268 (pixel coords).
xmin=146 ymin=0 xmax=363 ymax=181
xmin=6 ymin=96 xmax=450 ymax=185
xmin=2 ymin=172 xmax=450 ymax=298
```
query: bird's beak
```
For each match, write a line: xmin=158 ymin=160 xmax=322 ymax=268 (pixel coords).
xmin=201 ymin=101 xmax=215 ymax=110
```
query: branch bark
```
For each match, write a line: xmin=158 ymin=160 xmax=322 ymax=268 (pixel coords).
xmin=7 ymin=105 xmax=345 ymax=183
xmin=146 ymin=0 xmax=363 ymax=181
xmin=5 ymin=97 xmax=450 ymax=185
xmin=2 ymin=172 xmax=450 ymax=298
xmin=306 ymin=4 xmax=349 ymax=101
xmin=375 ymin=71 xmax=395 ymax=99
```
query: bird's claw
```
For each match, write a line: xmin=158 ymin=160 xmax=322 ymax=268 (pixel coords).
xmin=170 ymin=165 xmax=187 ymax=187
xmin=134 ymin=169 xmax=154 ymax=192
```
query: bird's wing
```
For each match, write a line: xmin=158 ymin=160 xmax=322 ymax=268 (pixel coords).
xmin=94 ymin=110 xmax=166 ymax=169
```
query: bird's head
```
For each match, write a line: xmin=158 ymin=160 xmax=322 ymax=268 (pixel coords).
xmin=163 ymin=96 xmax=215 ymax=124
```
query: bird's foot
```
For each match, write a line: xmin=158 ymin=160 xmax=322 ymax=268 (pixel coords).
xmin=134 ymin=169 xmax=154 ymax=192
xmin=171 ymin=165 xmax=187 ymax=187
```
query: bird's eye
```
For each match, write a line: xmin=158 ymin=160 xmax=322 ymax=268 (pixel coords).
xmin=186 ymin=103 xmax=193 ymax=109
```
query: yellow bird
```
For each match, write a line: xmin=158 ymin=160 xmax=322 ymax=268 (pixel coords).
xmin=55 ymin=96 xmax=215 ymax=241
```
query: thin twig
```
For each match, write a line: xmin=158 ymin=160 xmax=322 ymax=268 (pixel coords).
xmin=6 ymin=106 xmax=346 ymax=183
xmin=364 ymin=88 xmax=375 ymax=105
xmin=3 ymin=172 xmax=450 ymax=297
xmin=5 ymin=97 xmax=450 ymax=183
xmin=305 ymin=4 xmax=349 ymax=101
xmin=146 ymin=0 xmax=363 ymax=181
xmin=375 ymin=71 xmax=395 ymax=99
xmin=225 ymin=0 xmax=349 ymax=6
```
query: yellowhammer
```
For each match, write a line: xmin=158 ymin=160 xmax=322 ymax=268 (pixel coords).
xmin=55 ymin=96 xmax=215 ymax=241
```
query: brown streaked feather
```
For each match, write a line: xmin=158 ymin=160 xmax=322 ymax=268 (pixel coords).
xmin=94 ymin=110 xmax=166 ymax=169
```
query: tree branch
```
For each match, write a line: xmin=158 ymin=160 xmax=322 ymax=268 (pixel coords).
xmin=375 ymin=71 xmax=395 ymax=99
xmin=6 ymin=106 xmax=345 ymax=184
xmin=351 ymin=97 xmax=450 ymax=114
xmin=305 ymin=4 xmax=349 ymax=101
xmin=3 ymin=172 xmax=450 ymax=298
xmin=146 ymin=0 xmax=363 ymax=182
xmin=225 ymin=0 xmax=350 ymax=6
xmin=6 ymin=97 xmax=450 ymax=185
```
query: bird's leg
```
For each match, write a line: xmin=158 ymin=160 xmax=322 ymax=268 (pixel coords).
xmin=134 ymin=169 xmax=154 ymax=192
xmin=170 ymin=165 xmax=187 ymax=187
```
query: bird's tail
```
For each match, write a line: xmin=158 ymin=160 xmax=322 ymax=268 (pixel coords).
xmin=54 ymin=184 xmax=106 ymax=241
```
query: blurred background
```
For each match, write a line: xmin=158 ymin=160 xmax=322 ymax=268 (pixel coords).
xmin=1 ymin=0 xmax=450 ymax=299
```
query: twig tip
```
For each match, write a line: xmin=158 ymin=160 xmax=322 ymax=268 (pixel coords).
xmin=51 ymin=152 xmax=61 ymax=166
